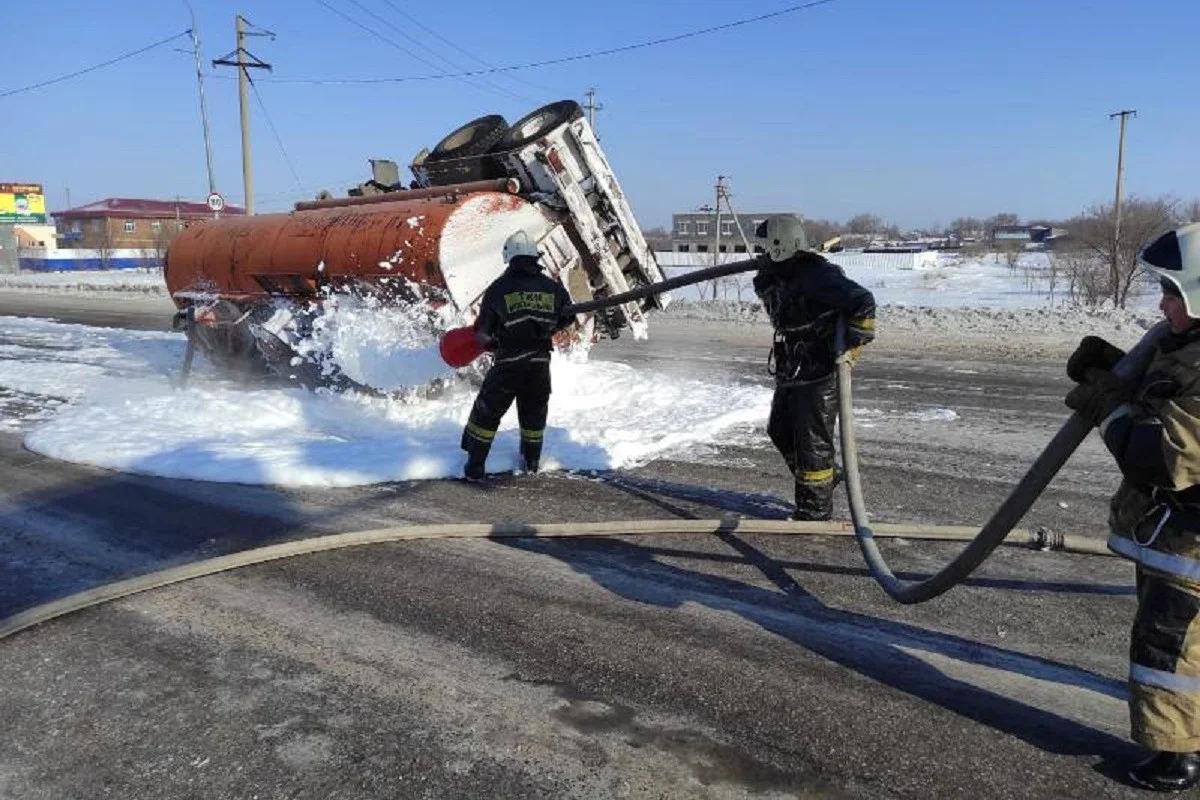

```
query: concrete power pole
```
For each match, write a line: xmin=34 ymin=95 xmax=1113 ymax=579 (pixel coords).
xmin=214 ymin=15 xmax=273 ymax=215
xmin=584 ymin=87 xmax=604 ymax=135
xmin=712 ymin=177 xmax=724 ymax=274
xmin=716 ymin=176 xmax=755 ymax=253
xmin=1109 ymin=109 xmax=1137 ymax=287
xmin=186 ymin=2 xmax=216 ymax=196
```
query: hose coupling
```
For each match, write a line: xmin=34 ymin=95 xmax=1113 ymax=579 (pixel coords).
xmin=1031 ymin=527 xmax=1064 ymax=551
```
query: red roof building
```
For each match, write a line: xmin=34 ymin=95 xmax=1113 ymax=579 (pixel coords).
xmin=54 ymin=197 xmax=245 ymax=249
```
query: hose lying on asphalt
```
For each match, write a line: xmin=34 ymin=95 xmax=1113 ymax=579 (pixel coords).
xmin=836 ymin=319 xmax=1170 ymax=604
xmin=0 ymin=257 xmax=1153 ymax=638
xmin=0 ymin=517 xmax=1113 ymax=641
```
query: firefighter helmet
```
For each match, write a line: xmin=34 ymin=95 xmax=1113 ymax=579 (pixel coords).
xmin=1139 ymin=222 xmax=1200 ymax=318
xmin=502 ymin=229 xmax=540 ymax=264
xmin=756 ymin=215 xmax=809 ymax=263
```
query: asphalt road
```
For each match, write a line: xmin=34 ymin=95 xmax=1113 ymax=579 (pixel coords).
xmin=0 ymin=291 xmax=1158 ymax=799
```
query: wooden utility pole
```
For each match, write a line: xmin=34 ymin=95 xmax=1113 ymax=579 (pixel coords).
xmin=584 ymin=87 xmax=604 ymax=134
xmin=1109 ymin=109 xmax=1137 ymax=285
xmin=214 ymin=15 xmax=273 ymax=214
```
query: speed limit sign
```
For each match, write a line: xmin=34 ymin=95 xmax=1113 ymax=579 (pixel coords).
xmin=206 ymin=192 xmax=225 ymax=213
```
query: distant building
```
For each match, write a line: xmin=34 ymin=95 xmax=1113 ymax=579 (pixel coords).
xmin=53 ymin=197 xmax=245 ymax=250
xmin=670 ymin=211 xmax=798 ymax=254
xmin=990 ymin=224 xmax=1067 ymax=248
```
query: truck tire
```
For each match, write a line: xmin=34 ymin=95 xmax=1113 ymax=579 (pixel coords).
xmin=428 ymin=114 xmax=509 ymax=160
xmin=424 ymin=114 xmax=510 ymax=186
xmin=494 ymin=100 xmax=584 ymax=150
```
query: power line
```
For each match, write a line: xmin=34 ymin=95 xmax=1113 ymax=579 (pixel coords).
xmin=248 ymin=76 xmax=303 ymax=191
xmin=314 ymin=0 xmax=524 ymax=100
xmin=0 ymin=31 xmax=190 ymax=99
xmin=375 ymin=0 xmax=551 ymax=94
xmin=256 ymin=0 xmax=843 ymax=85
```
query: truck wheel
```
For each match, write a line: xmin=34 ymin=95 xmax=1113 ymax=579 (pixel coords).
xmin=494 ymin=100 xmax=584 ymax=150
xmin=428 ymin=114 xmax=509 ymax=160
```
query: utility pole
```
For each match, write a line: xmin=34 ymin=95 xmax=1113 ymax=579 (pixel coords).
xmin=1109 ymin=109 xmax=1137 ymax=287
xmin=712 ymin=177 xmax=723 ymax=273
xmin=214 ymin=15 xmax=273 ymax=215
xmin=716 ymin=175 xmax=755 ymax=253
xmin=584 ymin=87 xmax=604 ymax=134
xmin=186 ymin=2 xmax=216 ymax=197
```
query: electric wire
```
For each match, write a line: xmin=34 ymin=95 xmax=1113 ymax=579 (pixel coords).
xmin=0 ymin=31 xmax=191 ymax=99
xmin=313 ymin=0 xmax=523 ymax=99
xmin=375 ymin=0 xmax=553 ymax=94
xmin=248 ymin=76 xmax=303 ymax=191
xmin=341 ymin=0 xmax=526 ymax=100
xmin=244 ymin=0 xmax=843 ymax=85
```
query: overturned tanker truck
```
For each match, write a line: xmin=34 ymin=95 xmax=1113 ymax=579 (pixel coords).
xmin=163 ymin=100 xmax=669 ymax=388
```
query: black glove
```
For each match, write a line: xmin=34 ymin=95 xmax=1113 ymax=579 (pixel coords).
xmin=1065 ymin=368 xmax=1132 ymax=425
xmin=1067 ymin=335 xmax=1126 ymax=383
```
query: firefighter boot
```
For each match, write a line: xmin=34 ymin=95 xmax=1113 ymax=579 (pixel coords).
xmin=520 ymin=431 xmax=543 ymax=474
xmin=463 ymin=457 xmax=487 ymax=482
xmin=1129 ymin=751 xmax=1200 ymax=792
xmin=790 ymin=474 xmax=834 ymax=521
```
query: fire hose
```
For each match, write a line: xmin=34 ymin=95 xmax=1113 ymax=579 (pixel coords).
xmin=0 ymin=257 xmax=1153 ymax=640
xmin=449 ymin=254 xmax=1166 ymax=604
xmin=573 ymin=257 xmax=1169 ymax=603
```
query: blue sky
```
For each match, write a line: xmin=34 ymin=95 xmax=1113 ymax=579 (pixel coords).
xmin=2 ymin=0 xmax=1196 ymax=229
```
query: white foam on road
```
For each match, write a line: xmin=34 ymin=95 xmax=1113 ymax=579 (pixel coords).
xmin=1 ymin=315 xmax=779 ymax=486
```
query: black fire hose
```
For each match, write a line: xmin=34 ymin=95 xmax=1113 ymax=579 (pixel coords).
xmin=835 ymin=318 xmax=1169 ymax=604
xmin=555 ymin=255 xmax=1167 ymax=605
xmin=564 ymin=256 xmax=767 ymax=315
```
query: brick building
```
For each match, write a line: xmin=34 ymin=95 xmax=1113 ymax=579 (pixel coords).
xmin=53 ymin=198 xmax=245 ymax=250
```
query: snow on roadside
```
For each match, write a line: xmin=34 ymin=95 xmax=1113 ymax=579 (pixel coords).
xmin=0 ymin=268 xmax=166 ymax=296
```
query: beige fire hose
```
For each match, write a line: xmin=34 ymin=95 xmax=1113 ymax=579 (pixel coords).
xmin=0 ymin=517 xmax=1112 ymax=641
xmin=0 ymin=256 xmax=1146 ymax=638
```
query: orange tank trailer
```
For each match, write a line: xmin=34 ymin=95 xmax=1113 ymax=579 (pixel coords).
xmin=162 ymin=186 xmax=560 ymax=387
xmin=168 ymin=195 xmax=458 ymax=303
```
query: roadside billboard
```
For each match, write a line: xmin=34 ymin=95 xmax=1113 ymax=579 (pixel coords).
xmin=0 ymin=183 xmax=47 ymax=224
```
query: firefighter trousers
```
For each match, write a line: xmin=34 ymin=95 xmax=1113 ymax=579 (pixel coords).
xmin=461 ymin=357 xmax=551 ymax=469
xmin=767 ymin=375 xmax=839 ymax=520
xmin=1129 ymin=566 xmax=1200 ymax=751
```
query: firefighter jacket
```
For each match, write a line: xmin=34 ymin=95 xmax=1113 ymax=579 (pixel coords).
xmin=1105 ymin=326 xmax=1200 ymax=585
xmin=473 ymin=257 xmax=575 ymax=365
xmin=752 ymin=252 xmax=876 ymax=385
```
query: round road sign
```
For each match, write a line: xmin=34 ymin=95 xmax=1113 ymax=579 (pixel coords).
xmin=206 ymin=192 xmax=225 ymax=212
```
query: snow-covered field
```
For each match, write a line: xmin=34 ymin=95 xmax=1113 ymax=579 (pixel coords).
xmin=0 ymin=253 xmax=1167 ymax=487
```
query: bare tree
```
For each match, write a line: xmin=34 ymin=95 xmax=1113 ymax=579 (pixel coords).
xmin=95 ymin=221 xmax=114 ymax=270
xmin=804 ymin=218 xmax=842 ymax=249
xmin=151 ymin=221 xmax=175 ymax=271
xmin=640 ymin=225 xmax=671 ymax=252
xmin=1050 ymin=245 xmax=1108 ymax=307
xmin=985 ymin=212 xmax=1021 ymax=229
xmin=1184 ymin=199 xmax=1200 ymax=224
xmin=846 ymin=213 xmax=885 ymax=235
xmin=950 ymin=217 xmax=984 ymax=240
xmin=1064 ymin=195 xmax=1181 ymax=308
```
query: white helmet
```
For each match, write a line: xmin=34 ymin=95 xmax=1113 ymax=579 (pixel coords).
xmin=1139 ymin=222 xmax=1200 ymax=318
xmin=502 ymin=229 xmax=540 ymax=263
xmin=756 ymin=215 xmax=809 ymax=263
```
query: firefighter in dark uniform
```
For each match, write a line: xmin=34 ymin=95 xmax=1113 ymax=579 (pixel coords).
xmin=461 ymin=230 xmax=575 ymax=480
xmin=1065 ymin=223 xmax=1200 ymax=792
xmin=752 ymin=215 xmax=876 ymax=521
